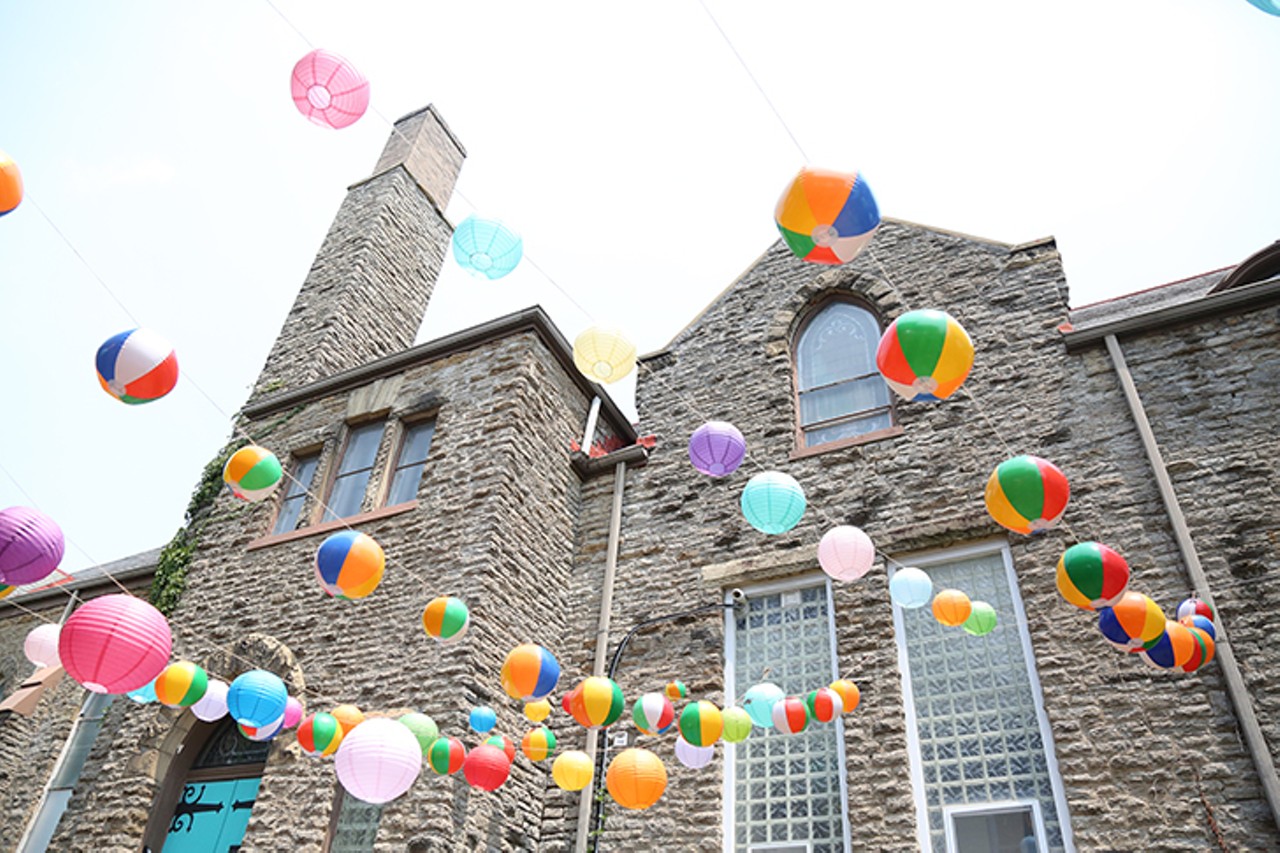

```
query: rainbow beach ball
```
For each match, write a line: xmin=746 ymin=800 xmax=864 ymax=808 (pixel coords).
xmin=521 ymin=726 xmax=557 ymax=762
xmin=875 ymin=310 xmax=974 ymax=402
xmin=501 ymin=643 xmax=561 ymax=701
xmin=0 ymin=149 xmax=23 ymax=216
xmin=222 ymin=445 xmax=284 ymax=503
xmin=774 ymin=167 xmax=880 ymax=265
xmin=315 ymin=531 xmax=385 ymax=600
xmin=984 ymin=455 xmax=1070 ymax=535
xmin=298 ymin=711 xmax=345 ymax=757
xmin=427 ymin=737 xmax=466 ymax=776
xmin=422 ymin=596 xmax=470 ymax=644
xmin=678 ymin=700 xmax=724 ymax=747
xmin=1098 ymin=592 xmax=1165 ymax=652
xmin=1056 ymin=542 xmax=1130 ymax=611
xmin=95 ymin=328 xmax=179 ymax=405
xmin=632 ymin=692 xmax=676 ymax=736
xmin=154 ymin=661 xmax=209 ymax=708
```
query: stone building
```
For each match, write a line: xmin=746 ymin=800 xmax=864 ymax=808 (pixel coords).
xmin=1 ymin=105 xmax=1277 ymax=852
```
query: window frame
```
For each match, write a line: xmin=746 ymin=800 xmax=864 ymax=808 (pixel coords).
xmin=270 ymin=448 xmax=323 ymax=536
xmin=378 ymin=416 xmax=437 ymax=509
xmin=323 ymin=782 xmax=385 ymax=852
xmin=943 ymin=799 xmax=1046 ymax=853
xmin=320 ymin=419 xmax=389 ymax=523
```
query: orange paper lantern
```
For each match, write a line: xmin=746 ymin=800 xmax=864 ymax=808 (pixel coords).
xmin=606 ymin=748 xmax=668 ymax=811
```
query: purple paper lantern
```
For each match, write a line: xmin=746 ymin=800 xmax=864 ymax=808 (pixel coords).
xmin=0 ymin=506 xmax=65 ymax=585
xmin=688 ymin=421 xmax=747 ymax=478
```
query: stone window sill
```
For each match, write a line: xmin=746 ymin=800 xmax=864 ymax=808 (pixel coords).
xmin=246 ymin=501 xmax=419 ymax=551
xmin=789 ymin=425 xmax=904 ymax=461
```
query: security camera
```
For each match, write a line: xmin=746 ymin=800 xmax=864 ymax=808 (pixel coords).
xmin=730 ymin=588 xmax=748 ymax=604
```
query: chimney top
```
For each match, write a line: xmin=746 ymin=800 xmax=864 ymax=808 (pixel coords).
xmin=367 ymin=104 xmax=466 ymax=215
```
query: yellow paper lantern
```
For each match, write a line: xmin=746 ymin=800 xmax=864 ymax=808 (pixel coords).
xmin=552 ymin=750 xmax=594 ymax=791
xmin=606 ymin=748 xmax=667 ymax=810
xmin=573 ymin=327 xmax=636 ymax=384
xmin=524 ymin=698 xmax=551 ymax=722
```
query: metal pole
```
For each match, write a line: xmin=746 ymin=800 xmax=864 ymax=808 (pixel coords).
xmin=580 ymin=396 xmax=602 ymax=457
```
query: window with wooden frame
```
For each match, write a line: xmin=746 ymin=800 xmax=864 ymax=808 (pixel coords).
xmin=793 ymin=298 xmax=893 ymax=448
xmin=321 ymin=421 xmax=387 ymax=522
xmin=271 ymin=452 xmax=321 ymax=535
xmin=383 ymin=419 xmax=436 ymax=507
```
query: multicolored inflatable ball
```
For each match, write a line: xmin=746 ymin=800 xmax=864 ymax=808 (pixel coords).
xmin=521 ymin=726 xmax=557 ymax=761
xmin=774 ymin=167 xmax=880 ymax=265
xmin=632 ymin=692 xmax=676 ymax=736
xmin=932 ymin=589 xmax=973 ymax=627
xmin=222 ymin=445 xmax=284 ymax=503
xmin=568 ymin=677 xmax=625 ymax=728
xmin=422 ymin=596 xmax=470 ymax=644
xmin=315 ymin=531 xmax=385 ymax=600
xmin=154 ymin=661 xmax=209 ymax=708
xmin=1183 ymin=627 xmax=1216 ymax=673
xmin=678 ymin=700 xmax=724 ymax=747
xmin=0 ymin=149 xmax=23 ymax=216
xmin=1176 ymin=597 xmax=1216 ymax=624
xmin=1056 ymin=542 xmax=1130 ymax=610
xmin=298 ymin=712 xmax=345 ymax=757
xmin=1097 ymin=592 xmax=1166 ymax=652
xmin=95 ymin=328 xmax=179 ymax=405
xmin=500 ymin=643 xmax=561 ymax=701
xmin=1140 ymin=620 xmax=1198 ymax=670
xmin=239 ymin=715 xmax=285 ymax=742
xmin=427 ymin=736 xmax=466 ymax=775
xmin=829 ymin=679 xmax=860 ymax=714
xmin=875 ymin=310 xmax=974 ymax=402
xmin=805 ymin=687 xmax=844 ymax=723
xmin=962 ymin=601 xmax=998 ymax=637
xmin=688 ymin=421 xmax=747 ymax=477
xmin=984 ymin=455 xmax=1070 ymax=535
xmin=1180 ymin=614 xmax=1216 ymax=642
xmin=486 ymin=734 xmax=516 ymax=762
xmin=665 ymin=680 xmax=688 ymax=702
xmin=772 ymin=696 xmax=810 ymax=735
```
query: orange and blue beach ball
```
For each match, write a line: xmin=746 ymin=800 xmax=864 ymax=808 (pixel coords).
xmin=0 ymin=149 xmax=23 ymax=216
xmin=95 ymin=328 xmax=179 ymax=405
xmin=775 ymin=167 xmax=880 ymax=265
xmin=315 ymin=531 xmax=385 ymax=600
xmin=501 ymin=643 xmax=561 ymax=701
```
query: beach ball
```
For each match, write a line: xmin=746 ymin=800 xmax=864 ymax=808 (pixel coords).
xmin=607 ymin=748 xmax=667 ymax=810
xmin=24 ymin=623 xmax=61 ymax=668
xmin=775 ymin=167 xmax=880 ymax=265
xmin=154 ymin=661 xmax=209 ymax=708
xmin=568 ymin=677 xmax=625 ymax=728
xmin=875 ymin=310 xmax=974 ymax=402
xmin=470 ymin=706 xmax=497 ymax=734
xmin=1176 ymin=598 xmax=1216 ymax=624
xmin=1181 ymin=614 xmax=1216 ymax=642
xmin=464 ymin=744 xmax=512 ymax=792
xmin=1056 ymin=542 xmax=1130 ymax=610
xmin=332 ymin=704 xmax=365 ymax=735
xmin=890 ymin=567 xmax=933 ymax=609
xmin=298 ymin=712 xmax=345 ymax=757
xmin=422 ymin=596 xmax=470 ymax=644
xmin=1183 ymin=627 xmax=1216 ymax=673
xmin=239 ymin=715 xmax=285 ymax=742
xmin=222 ymin=446 xmax=284 ymax=503
xmin=962 ymin=601 xmax=998 ymax=637
xmin=805 ymin=687 xmax=844 ymax=723
xmin=1140 ymin=620 xmax=1198 ymax=670
xmin=552 ymin=750 xmax=594 ymax=791
xmin=95 ymin=328 xmax=179 ymax=405
xmin=290 ymin=49 xmax=370 ymax=129
xmin=283 ymin=696 xmax=304 ymax=729
xmin=501 ymin=643 xmax=561 ymax=701
xmin=398 ymin=713 xmax=439 ymax=754
xmin=633 ymin=692 xmax=676 ymax=736
xmin=191 ymin=679 xmax=229 ymax=722
xmin=524 ymin=699 xmax=551 ymax=722
xmin=59 ymin=594 xmax=171 ymax=694
xmin=227 ymin=670 xmax=288 ymax=729
xmin=521 ymin=726 xmax=557 ymax=761
xmin=453 ymin=215 xmax=523 ymax=280
xmin=127 ymin=679 xmax=158 ymax=705
xmin=1098 ymin=592 xmax=1166 ymax=652
xmin=829 ymin=680 xmax=860 ymax=713
xmin=336 ymin=717 xmax=422 ymax=804
xmin=485 ymin=734 xmax=516 ymax=763
xmin=0 ymin=507 xmax=65 ymax=585
xmin=665 ymin=680 xmax=688 ymax=702
xmin=741 ymin=472 xmax=806 ymax=535
xmin=0 ymin=583 xmax=15 ymax=600
xmin=675 ymin=736 xmax=715 ymax=769
xmin=678 ymin=700 xmax=724 ymax=747
xmin=0 ymin=149 xmax=22 ymax=216
xmin=742 ymin=682 xmax=784 ymax=727
xmin=1246 ymin=0 xmax=1280 ymax=16
xmin=688 ymin=421 xmax=747 ymax=478
xmin=772 ymin=696 xmax=809 ymax=735
xmin=932 ymin=589 xmax=972 ymax=627
xmin=818 ymin=525 xmax=876 ymax=581
xmin=315 ymin=531 xmax=385 ymax=600
xmin=573 ymin=327 xmax=636 ymax=384
xmin=427 ymin=737 xmax=466 ymax=775
xmin=722 ymin=706 xmax=753 ymax=743
xmin=985 ymin=455 xmax=1071 ymax=535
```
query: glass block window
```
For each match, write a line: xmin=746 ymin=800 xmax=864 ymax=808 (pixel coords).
xmin=795 ymin=300 xmax=892 ymax=447
xmin=322 ymin=422 xmax=385 ymax=522
xmin=272 ymin=453 xmax=319 ymax=534
xmin=384 ymin=419 xmax=435 ymax=506
xmin=894 ymin=549 xmax=1068 ymax=853
xmin=729 ymin=583 xmax=848 ymax=853
xmin=327 ymin=788 xmax=383 ymax=852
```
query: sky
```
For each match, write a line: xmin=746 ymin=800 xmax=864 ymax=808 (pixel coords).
xmin=1 ymin=1 xmax=1277 ymax=574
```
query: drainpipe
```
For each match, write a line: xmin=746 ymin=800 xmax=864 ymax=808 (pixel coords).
xmin=1105 ymin=333 xmax=1280 ymax=833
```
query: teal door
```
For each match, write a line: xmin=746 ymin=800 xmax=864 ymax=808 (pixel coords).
xmin=163 ymin=777 xmax=261 ymax=852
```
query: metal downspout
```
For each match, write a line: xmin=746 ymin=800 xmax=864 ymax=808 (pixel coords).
xmin=1104 ymin=333 xmax=1280 ymax=833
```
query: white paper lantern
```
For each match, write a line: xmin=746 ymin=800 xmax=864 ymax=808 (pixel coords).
xmin=818 ymin=525 xmax=876 ymax=581
xmin=24 ymin=623 xmax=61 ymax=668
xmin=674 ymin=736 xmax=715 ymax=770
xmin=335 ymin=716 xmax=423 ymax=804
xmin=192 ymin=679 xmax=230 ymax=722
xmin=889 ymin=567 xmax=934 ymax=609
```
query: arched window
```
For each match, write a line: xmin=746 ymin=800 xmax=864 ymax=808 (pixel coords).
xmin=794 ymin=299 xmax=893 ymax=447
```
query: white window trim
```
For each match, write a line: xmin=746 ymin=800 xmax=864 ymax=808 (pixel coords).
xmin=722 ymin=573 xmax=853 ymax=853
xmin=888 ymin=538 xmax=1076 ymax=853
xmin=943 ymin=798 xmax=1046 ymax=853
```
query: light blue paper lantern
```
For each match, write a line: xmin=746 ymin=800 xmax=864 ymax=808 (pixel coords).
xmin=1246 ymin=0 xmax=1280 ymax=16
xmin=126 ymin=678 xmax=158 ymax=704
xmin=740 ymin=471 xmax=806 ymax=535
xmin=889 ymin=567 xmax=933 ymax=609
xmin=227 ymin=669 xmax=288 ymax=729
xmin=452 ymin=215 xmax=523 ymax=280
xmin=469 ymin=705 xmax=497 ymax=734
xmin=742 ymin=682 xmax=784 ymax=728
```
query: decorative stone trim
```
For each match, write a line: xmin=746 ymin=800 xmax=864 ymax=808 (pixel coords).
xmin=245 ymin=501 xmax=418 ymax=550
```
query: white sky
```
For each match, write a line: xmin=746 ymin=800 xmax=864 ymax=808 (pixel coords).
xmin=2 ymin=1 xmax=1277 ymax=573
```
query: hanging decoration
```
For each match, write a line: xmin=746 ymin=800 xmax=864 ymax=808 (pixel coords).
xmin=0 ymin=149 xmax=23 ymax=216
xmin=464 ymin=744 xmax=512 ymax=792
xmin=742 ymin=682 xmax=784 ymax=728
xmin=829 ymin=679 xmax=860 ymax=713
xmin=1139 ymin=620 xmax=1198 ymax=670
xmin=984 ymin=455 xmax=1070 ymax=535
xmin=452 ymin=215 xmax=524 ymax=280
xmin=398 ymin=713 xmax=439 ymax=755
xmin=875 ymin=310 xmax=974 ymax=402
xmin=606 ymin=748 xmax=668 ymax=810
xmin=315 ymin=530 xmax=385 ymax=600
xmin=332 ymin=704 xmax=366 ymax=735
xmin=501 ymin=643 xmax=561 ymax=701
xmin=740 ymin=471 xmax=806 ymax=535
xmin=469 ymin=705 xmax=497 ymax=734
xmin=59 ymin=593 xmax=172 ymax=694
xmin=95 ymin=328 xmax=179 ymax=405
xmin=889 ymin=567 xmax=933 ymax=609
xmin=664 ymin=680 xmax=688 ymax=702
xmin=222 ymin=445 xmax=284 ymax=503
xmin=290 ymin=49 xmax=370 ymax=129
xmin=427 ymin=736 xmax=466 ymax=775
xmin=126 ymin=679 xmax=158 ymax=705
xmin=283 ymin=696 xmax=304 ymax=729
xmin=674 ymin=736 xmax=715 ymax=770
xmin=687 ymin=421 xmax=747 ymax=478
xmin=521 ymin=726 xmax=557 ymax=761
xmin=677 ymin=700 xmax=724 ymax=747
xmin=422 ymin=596 xmax=470 ymax=644
xmin=962 ymin=601 xmax=998 ymax=637
xmin=931 ymin=589 xmax=972 ymax=628
xmin=524 ymin=699 xmax=551 ymax=722
xmin=774 ymin=167 xmax=880 ymax=265
xmin=722 ymin=706 xmax=753 ymax=743
xmin=335 ymin=717 xmax=423 ymax=804
xmin=154 ymin=661 xmax=209 ymax=708
xmin=573 ymin=327 xmax=637 ymax=384
xmin=0 ymin=506 xmax=65 ymax=586
xmin=299 ymin=712 xmax=345 ymax=757
xmin=1181 ymin=614 xmax=1216 ymax=642
xmin=771 ymin=696 xmax=810 ymax=735
xmin=817 ymin=525 xmax=876 ymax=582
xmin=1176 ymin=598 xmax=1215 ymax=624
xmin=632 ymin=692 xmax=676 ymax=736
xmin=1097 ymin=592 xmax=1166 ymax=652
xmin=552 ymin=750 xmax=594 ymax=791
xmin=1056 ymin=542 xmax=1131 ymax=611
xmin=805 ymin=687 xmax=843 ymax=723
xmin=485 ymin=734 xmax=516 ymax=763
xmin=191 ymin=679 xmax=229 ymax=722
xmin=239 ymin=715 xmax=285 ymax=742
xmin=567 ymin=676 xmax=625 ymax=728
xmin=1182 ymin=627 xmax=1216 ymax=673
xmin=23 ymin=623 xmax=61 ymax=669
xmin=1245 ymin=0 xmax=1280 ymax=16
xmin=0 ymin=584 xmax=15 ymax=600
xmin=227 ymin=670 xmax=288 ymax=729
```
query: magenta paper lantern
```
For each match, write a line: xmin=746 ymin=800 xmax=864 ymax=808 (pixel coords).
xmin=24 ymin=623 xmax=61 ymax=668
xmin=817 ymin=525 xmax=876 ymax=582
xmin=0 ymin=506 xmax=65 ymax=585
xmin=335 ymin=717 xmax=423 ymax=804
xmin=674 ymin=736 xmax=715 ymax=769
xmin=290 ymin=49 xmax=370 ymax=129
xmin=688 ymin=421 xmax=747 ymax=477
xmin=58 ymin=594 xmax=171 ymax=694
xmin=192 ymin=679 xmax=229 ymax=723
xmin=283 ymin=695 xmax=304 ymax=729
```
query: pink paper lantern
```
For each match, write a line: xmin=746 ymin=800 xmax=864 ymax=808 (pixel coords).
xmin=335 ymin=717 xmax=423 ymax=804
xmin=817 ymin=525 xmax=876 ymax=582
xmin=24 ymin=623 xmax=61 ymax=668
xmin=283 ymin=695 xmax=304 ymax=729
xmin=0 ymin=506 xmax=65 ymax=585
xmin=290 ymin=49 xmax=370 ymax=130
xmin=58 ymin=594 xmax=172 ymax=694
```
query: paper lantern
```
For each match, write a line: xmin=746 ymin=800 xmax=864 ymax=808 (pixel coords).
xmin=239 ymin=714 xmax=285 ymax=742
xmin=290 ymin=49 xmax=369 ymax=129
xmin=422 ymin=596 xmax=470 ymax=644
xmin=665 ymin=680 xmax=688 ymax=702
xmin=470 ymin=706 xmax=497 ymax=734
xmin=568 ymin=677 xmax=625 ymax=728
xmin=772 ymin=696 xmax=809 ymax=735
xmin=962 ymin=601 xmax=998 ymax=637
xmin=818 ymin=525 xmax=876 ymax=581
xmin=126 ymin=679 xmax=158 ymax=705
xmin=336 ymin=717 xmax=422 ymax=804
xmin=484 ymin=734 xmax=516 ymax=763
xmin=227 ymin=670 xmax=288 ymax=728
xmin=722 ymin=706 xmax=753 ymax=743
xmin=154 ymin=661 xmax=209 ymax=708
xmin=1246 ymin=0 xmax=1280 ymax=16
xmin=452 ymin=215 xmax=523 ymax=280
xmin=501 ymin=643 xmax=561 ymax=701
xmin=298 ymin=712 xmax=344 ymax=756
xmin=985 ymin=455 xmax=1071 ymax=535
xmin=283 ymin=696 xmax=304 ymax=729
xmin=741 ymin=471 xmax=806 ymax=535
xmin=524 ymin=699 xmax=551 ymax=722
xmin=0 ymin=506 xmax=65 ymax=585
xmin=95 ymin=328 xmax=179 ymax=405
xmin=0 ymin=149 xmax=22 ymax=216
xmin=1140 ymin=620 xmax=1198 ymax=670
xmin=521 ymin=726 xmax=557 ymax=761
xmin=1184 ymin=627 xmax=1216 ymax=673
xmin=774 ymin=167 xmax=880 ymax=265
xmin=875 ymin=310 xmax=974 ymax=402
xmin=805 ymin=687 xmax=844 ymax=723
xmin=932 ymin=589 xmax=972 ymax=627
xmin=688 ymin=421 xmax=747 ymax=477
xmin=573 ymin=327 xmax=636 ymax=384
xmin=1176 ymin=597 xmax=1216 ymax=624
xmin=397 ymin=713 xmax=438 ymax=755
xmin=222 ymin=445 xmax=284 ymax=503
xmin=1098 ymin=592 xmax=1166 ymax=652
xmin=332 ymin=704 xmax=365 ymax=735
xmin=191 ymin=679 xmax=229 ymax=722
xmin=315 ymin=530 xmax=385 ymax=600
xmin=632 ymin=692 xmax=675 ymax=735
xmin=606 ymin=748 xmax=668 ymax=810
xmin=1056 ymin=542 xmax=1130 ymax=610
xmin=427 ymin=736 xmax=466 ymax=775
xmin=1180 ymin=614 xmax=1216 ymax=642
xmin=552 ymin=750 xmax=594 ymax=791
xmin=678 ymin=700 xmax=723 ymax=747
xmin=674 ymin=736 xmax=715 ymax=769
xmin=742 ymin=682 xmax=784 ymax=728
xmin=890 ymin=567 xmax=934 ymax=609
xmin=24 ymin=623 xmax=61 ymax=668
xmin=463 ymin=744 xmax=512 ymax=791
xmin=59 ymin=594 xmax=172 ymax=694
xmin=829 ymin=679 xmax=860 ymax=713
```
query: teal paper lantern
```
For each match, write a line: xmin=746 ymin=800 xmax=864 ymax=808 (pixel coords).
xmin=740 ymin=472 xmax=806 ymax=535
xmin=1246 ymin=0 xmax=1280 ymax=16
xmin=452 ymin=215 xmax=523 ymax=280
